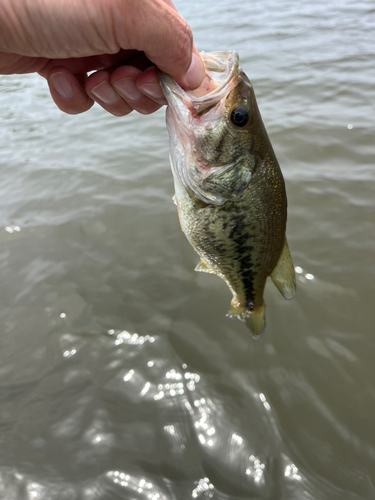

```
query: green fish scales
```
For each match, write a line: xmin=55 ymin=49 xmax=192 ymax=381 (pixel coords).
xmin=159 ymin=51 xmax=295 ymax=336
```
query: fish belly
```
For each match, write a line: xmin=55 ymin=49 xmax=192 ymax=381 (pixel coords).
xmin=175 ymin=172 xmax=286 ymax=311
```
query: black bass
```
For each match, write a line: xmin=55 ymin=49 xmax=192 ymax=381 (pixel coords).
xmin=158 ymin=51 xmax=295 ymax=336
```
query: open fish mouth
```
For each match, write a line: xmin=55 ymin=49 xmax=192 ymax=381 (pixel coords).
xmin=158 ymin=51 xmax=243 ymax=205
xmin=158 ymin=51 xmax=239 ymax=118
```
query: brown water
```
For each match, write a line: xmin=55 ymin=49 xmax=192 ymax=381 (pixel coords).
xmin=0 ymin=0 xmax=374 ymax=498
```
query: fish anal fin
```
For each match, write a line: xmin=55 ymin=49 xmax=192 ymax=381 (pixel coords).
xmin=271 ymin=238 xmax=296 ymax=300
xmin=195 ymin=258 xmax=216 ymax=274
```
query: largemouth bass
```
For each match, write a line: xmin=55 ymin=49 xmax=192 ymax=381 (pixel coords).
xmin=159 ymin=51 xmax=295 ymax=336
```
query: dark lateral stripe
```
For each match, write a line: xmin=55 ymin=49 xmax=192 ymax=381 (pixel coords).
xmin=229 ymin=216 xmax=255 ymax=307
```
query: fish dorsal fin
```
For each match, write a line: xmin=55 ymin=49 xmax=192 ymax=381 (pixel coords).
xmin=195 ymin=258 xmax=216 ymax=274
xmin=270 ymin=238 xmax=296 ymax=300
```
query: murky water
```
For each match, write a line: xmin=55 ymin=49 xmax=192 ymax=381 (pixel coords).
xmin=0 ymin=0 xmax=375 ymax=498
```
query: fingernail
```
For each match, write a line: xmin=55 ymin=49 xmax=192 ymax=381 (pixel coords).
xmin=113 ymin=77 xmax=141 ymax=101
xmin=91 ymin=81 xmax=118 ymax=104
xmin=138 ymin=83 xmax=165 ymax=101
xmin=185 ymin=52 xmax=205 ymax=88
xmin=50 ymin=72 xmax=73 ymax=98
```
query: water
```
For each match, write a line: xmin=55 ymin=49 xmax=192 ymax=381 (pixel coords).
xmin=0 ymin=0 xmax=374 ymax=498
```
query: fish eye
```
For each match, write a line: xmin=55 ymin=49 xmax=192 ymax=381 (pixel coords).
xmin=230 ymin=107 xmax=249 ymax=127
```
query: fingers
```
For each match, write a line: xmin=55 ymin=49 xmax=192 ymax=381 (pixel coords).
xmin=86 ymin=67 xmax=164 ymax=116
xmin=110 ymin=66 xmax=166 ymax=113
xmin=85 ymin=70 xmax=133 ymax=116
xmin=84 ymin=66 xmax=165 ymax=116
xmin=47 ymin=66 xmax=94 ymax=114
xmin=45 ymin=64 xmax=165 ymax=116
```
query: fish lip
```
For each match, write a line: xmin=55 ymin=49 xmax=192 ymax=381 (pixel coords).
xmin=158 ymin=51 xmax=239 ymax=115
xmin=158 ymin=51 xmax=241 ymax=206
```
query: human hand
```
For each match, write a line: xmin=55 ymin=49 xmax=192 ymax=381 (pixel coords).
xmin=0 ymin=0 xmax=205 ymax=115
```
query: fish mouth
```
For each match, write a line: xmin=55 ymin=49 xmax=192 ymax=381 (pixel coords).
xmin=158 ymin=51 xmax=239 ymax=118
xmin=158 ymin=51 xmax=241 ymax=205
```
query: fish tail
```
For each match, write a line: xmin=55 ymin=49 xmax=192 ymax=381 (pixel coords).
xmin=228 ymin=300 xmax=266 ymax=337
xmin=244 ymin=305 xmax=266 ymax=337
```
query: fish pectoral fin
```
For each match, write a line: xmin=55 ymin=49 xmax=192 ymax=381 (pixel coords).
xmin=172 ymin=194 xmax=177 ymax=206
xmin=195 ymin=259 xmax=216 ymax=274
xmin=270 ymin=238 xmax=296 ymax=300
xmin=186 ymin=187 xmax=210 ymax=209
xmin=202 ymin=159 xmax=252 ymax=201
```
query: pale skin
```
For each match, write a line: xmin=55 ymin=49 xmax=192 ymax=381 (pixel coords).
xmin=0 ymin=0 xmax=205 ymax=116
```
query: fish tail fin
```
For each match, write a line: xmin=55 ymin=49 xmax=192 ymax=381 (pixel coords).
xmin=245 ymin=305 xmax=266 ymax=337
xmin=227 ymin=301 xmax=266 ymax=337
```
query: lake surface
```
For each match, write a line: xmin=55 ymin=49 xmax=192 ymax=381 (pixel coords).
xmin=0 ymin=0 xmax=374 ymax=498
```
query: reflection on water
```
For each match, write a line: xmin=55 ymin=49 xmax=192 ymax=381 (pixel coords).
xmin=0 ymin=0 xmax=375 ymax=498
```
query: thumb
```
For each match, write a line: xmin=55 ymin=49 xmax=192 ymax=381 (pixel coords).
xmin=115 ymin=0 xmax=205 ymax=89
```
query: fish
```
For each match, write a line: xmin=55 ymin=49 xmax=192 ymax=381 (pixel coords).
xmin=158 ymin=51 xmax=295 ymax=336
